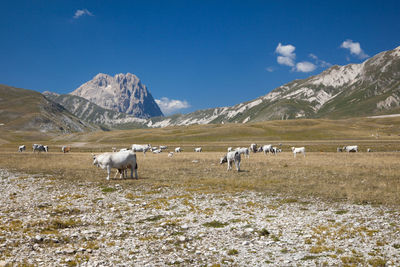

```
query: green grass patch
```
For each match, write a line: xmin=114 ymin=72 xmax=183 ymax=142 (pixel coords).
xmin=101 ymin=187 xmax=117 ymax=193
xmin=203 ymin=220 xmax=228 ymax=228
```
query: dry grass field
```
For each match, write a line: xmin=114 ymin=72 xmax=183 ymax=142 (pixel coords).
xmin=1 ymin=150 xmax=399 ymax=206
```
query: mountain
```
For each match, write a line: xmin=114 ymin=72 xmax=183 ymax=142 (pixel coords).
xmin=43 ymin=92 xmax=148 ymax=129
xmin=47 ymin=45 xmax=400 ymax=129
xmin=70 ymin=73 xmax=163 ymax=118
xmin=145 ymin=45 xmax=400 ymax=126
xmin=0 ymin=84 xmax=97 ymax=133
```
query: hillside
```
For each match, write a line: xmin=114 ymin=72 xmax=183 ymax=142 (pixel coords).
xmin=0 ymin=84 xmax=97 ymax=136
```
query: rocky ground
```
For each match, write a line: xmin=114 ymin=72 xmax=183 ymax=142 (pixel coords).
xmin=0 ymin=168 xmax=399 ymax=266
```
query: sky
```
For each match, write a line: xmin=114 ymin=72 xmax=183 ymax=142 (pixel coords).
xmin=1 ymin=0 xmax=399 ymax=115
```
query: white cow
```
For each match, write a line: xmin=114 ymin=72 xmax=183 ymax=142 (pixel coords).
xmin=227 ymin=147 xmax=233 ymax=152
xmin=291 ymin=147 xmax=305 ymax=158
xmin=175 ymin=147 xmax=182 ymax=153
xmin=160 ymin=145 xmax=168 ymax=150
xmin=194 ymin=147 xmax=202 ymax=152
xmin=33 ymin=144 xmax=47 ymax=153
xmin=18 ymin=145 xmax=26 ymax=152
xmin=131 ymin=144 xmax=151 ymax=155
xmin=92 ymin=150 xmax=138 ymax=180
xmin=119 ymin=148 xmax=130 ymax=152
xmin=262 ymin=144 xmax=272 ymax=155
xmin=235 ymin=147 xmax=249 ymax=158
xmin=152 ymin=149 xmax=162 ymax=154
xmin=249 ymin=143 xmax=258 ymax=153
xmin=343 ymin=145 xmax=358 ymax=153
xmin=168 ymin=152 xmax=174 ymax=157
xmin=220 ymin=151 xmax=241 ymax=171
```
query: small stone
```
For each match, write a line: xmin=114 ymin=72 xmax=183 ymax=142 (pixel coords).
xmin=34 ymin=235 xmax=43 ymax=242
xmin=178 ymin=236 xmax=186 ymax=242
xmin=181 ymin=224 xmax=189 ymax=230
xmin=242 ymin=241 xmax=250 ymax=246
xmin=245 ymin=228 xmax=254 ymax=233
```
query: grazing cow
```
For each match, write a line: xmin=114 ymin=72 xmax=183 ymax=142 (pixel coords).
xmin=343 ymin=145 xmax=358 ymax=153
xmin=152 ymin=149 xmax=162 ymax=154
xmin=257 ymin=147 xmax=263 ymax=153
xmin=291 ymin=147 xmax=305 ymax=158
xmin=151 ymin=147 xmax=159 ymax=152
xmin=119 ymin=148 xmax=130 ymax=152
xmin=194 ymin=147 xmax=202 ymax=152
xmin=92 ymin=150 xmax=138 ymax=180
xmin=160 ymin=145 xmax=168 ymax=150
xmin=220 ymin=151 xmax=241 ymax=171
xmin=367 ymin=148 xmax=372 ymax=152
xmin=235 ymin=147 xmax=250 ymax=158
xmin=249 ymin=143 xmax=258 ymax=153
xmin=62 ymin=146 xmax=71 ymax=153
xmin=175 ymin=147 xmax=182 ymax=153
xmin=131 ymin=144 xmax=151 ymax=155
xmin=227 ymin=147 xmax=233 ymax=152
xmin=18 ymin=145 xmax=26 ymax=152
xmin=337 ymin=147 xmax=343 ymax=152
xmin=32 ymin=144 xmax=47 ymax=153
xmin=271 ymin=147 xmax=280 ymax=155
xmin=168 ymin=152 xmax=174 ymax=157
xmin=262 ymin=144 xmax=272 ymax=155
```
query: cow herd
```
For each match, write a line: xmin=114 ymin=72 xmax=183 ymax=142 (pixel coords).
xmin=16 ymin=142 xmax=366 ymax=180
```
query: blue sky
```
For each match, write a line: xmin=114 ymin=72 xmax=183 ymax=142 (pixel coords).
xmin=1 ymin=0 xmax=399 ymax=115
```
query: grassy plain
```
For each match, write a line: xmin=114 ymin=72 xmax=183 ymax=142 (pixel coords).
xmin=0 ymin=150 xmax=399 ymax=206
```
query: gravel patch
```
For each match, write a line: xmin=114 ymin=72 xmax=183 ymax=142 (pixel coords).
xmin=0 ymin=169 xmax=399 ymax=266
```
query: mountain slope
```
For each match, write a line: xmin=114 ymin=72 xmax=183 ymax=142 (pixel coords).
xmin=147 ymin=45 xmax=400 ymax=126
xmin=70 ymin=73 xmax=163 ymax=118
xmin=0 ymin=84 xmax=97 ymax=133
xmin=43 ymin=92 xmax=148 ymax=129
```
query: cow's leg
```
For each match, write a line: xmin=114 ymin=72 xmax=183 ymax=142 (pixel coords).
xmin=227 ymin=160 xmax=231 ymax=171
xmin=303 ymin=151 xmax=305 ymax=157
xmin=235 ymin=160 xmax=240 ymax=172
xmin=294 ymin=152 xmax=296 ymax=158
xmin=106 ymin=165 xmax=111 ymax=180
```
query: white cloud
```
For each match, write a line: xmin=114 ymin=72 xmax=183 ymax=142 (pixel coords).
xmin=265 ymin=67 xmax=274 ymax=72
xmin=73 ymin=9 xmax=94 ymax=19
xmin=277 ymin=56 xmax=295 ymax=67
xmin=295 ymin=61 xmax=316 ymax=72
xmin=275 ymin=43 xmax=296 ymax=58
xmin=275 ymin=43 xmax=296 ymax=66
xmin=309 ymin=53 xmax=331 ymax=68
xmin=155 ymin=97 xmax=190 ymax=115
xmin=340 ymin=40 xmax=368 ymax=59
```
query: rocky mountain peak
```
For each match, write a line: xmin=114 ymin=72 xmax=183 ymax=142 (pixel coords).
xmin=70 ymin=73 xmax=163 ymax=118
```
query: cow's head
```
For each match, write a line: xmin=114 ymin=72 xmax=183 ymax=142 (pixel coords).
xmin=220 ymin=155 xmax=227 ymax=164
xmin=291 ymin=147 xmax=295 ymax=152
xmin=91 ymin=153 xmax=98 ymax=166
